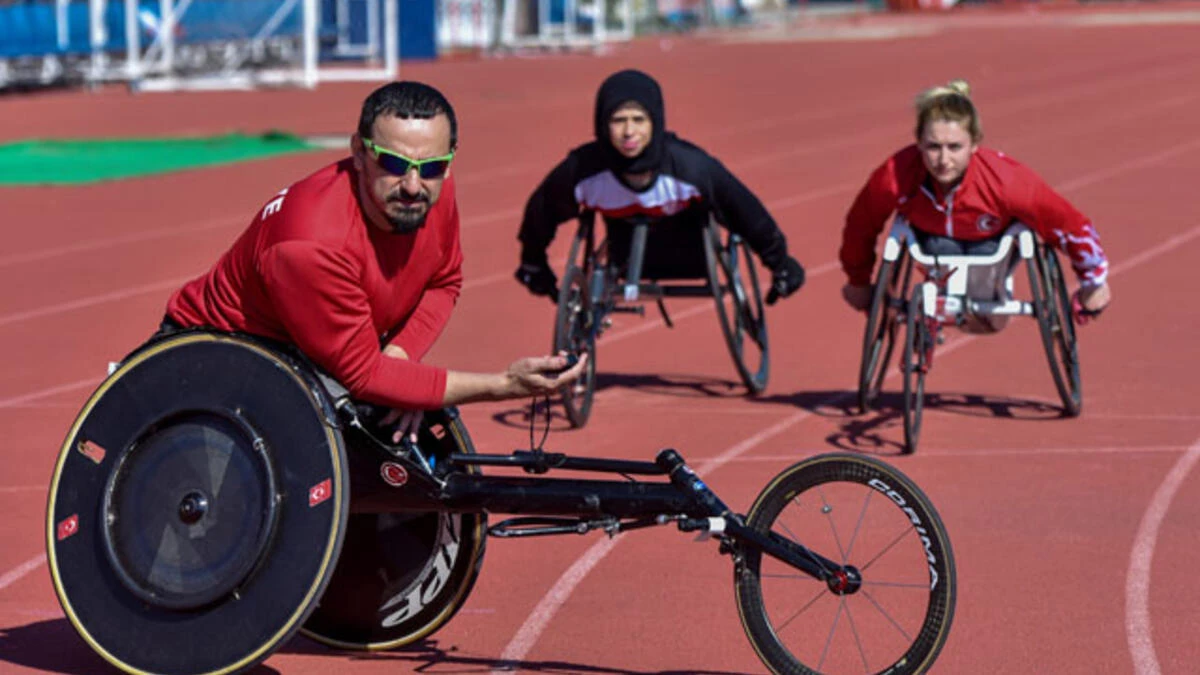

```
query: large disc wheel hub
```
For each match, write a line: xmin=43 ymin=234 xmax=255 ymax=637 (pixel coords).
xmin=103 ymin=412 xmax=279 ymax=610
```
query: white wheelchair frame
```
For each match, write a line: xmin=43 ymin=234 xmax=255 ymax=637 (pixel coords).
xmin=859 ymin=216 xmax=1082 ymax=454
xmin=884 ymin=217 xmax=1036 ymax=330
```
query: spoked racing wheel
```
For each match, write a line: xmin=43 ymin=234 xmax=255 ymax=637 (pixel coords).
xmin=735 ymin=453 xmax=956 ymax=675
xmin=1029 ymin=244 xmax=1082 ymax=416
xmin=705 ymin=221 xmax=769 ymax=394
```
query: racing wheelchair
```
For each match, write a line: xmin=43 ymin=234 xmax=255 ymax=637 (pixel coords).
xmin=553 ymin=210 xmax=769 ymax=428
xmin=47 ymin=329 xmax=956 ymax=675
xmin=857 ymin=217 xmax=1081 ymax=454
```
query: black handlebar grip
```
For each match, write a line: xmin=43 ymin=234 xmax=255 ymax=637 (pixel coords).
xmin=545 ymin=352 xmax=580 ymax=377
xmin=655 ymin=449 xmax=732 ymax=517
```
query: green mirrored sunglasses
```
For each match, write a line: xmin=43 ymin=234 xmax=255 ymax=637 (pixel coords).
xmin=363 ymin=138 xmax=455 ymax=179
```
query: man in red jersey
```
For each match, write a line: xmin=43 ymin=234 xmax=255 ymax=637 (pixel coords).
xmin=839 ymin=80 xmax=1112 ymax=321
xmin=166 ymin=81 xmax=585 ymax=441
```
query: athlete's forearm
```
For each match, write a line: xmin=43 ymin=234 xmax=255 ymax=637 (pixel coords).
xmin=441 ymin=370 xmax=514 ymax=406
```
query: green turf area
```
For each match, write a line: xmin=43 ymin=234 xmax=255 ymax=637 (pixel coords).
xmin=0 ymin=131 xmax=323 ymax=186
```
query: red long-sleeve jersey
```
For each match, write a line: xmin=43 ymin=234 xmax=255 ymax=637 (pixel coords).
xmin=166 ymin=159 xmax=463 ymax=410
xmin=839 ymin=145 xmax=1109 ymax=288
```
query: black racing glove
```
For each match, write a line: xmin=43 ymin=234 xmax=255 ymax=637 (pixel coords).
xmin=514 ymin=259 xmax=559 ymax=298
xmin=766 ymin=256 xmax=805 ymax=305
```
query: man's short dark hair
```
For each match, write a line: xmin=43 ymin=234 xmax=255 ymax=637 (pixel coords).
xmin=358 ymin=81 xmax=458 ymax=149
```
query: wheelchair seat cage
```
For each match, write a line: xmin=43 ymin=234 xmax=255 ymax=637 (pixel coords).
xmin=551 ymin=210 xmax=770 ymax=428
xmin=858 ymin=216 xmax=1083 ymax=454
xmin=884 ymin=218 xmax=1036 ymax=328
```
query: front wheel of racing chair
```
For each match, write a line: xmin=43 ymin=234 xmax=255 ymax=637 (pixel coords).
xmin=703 ymin=219 xmax=769 ymax=394
xmin=1028 ymin=243 xmax=1082 ymax=417
xmin=553 ymin=215 xmax=601 ymax=429
xmin=859 ymin=250 xmax=914 ymax=414
xmin=902 ymin=284 xmax=934 ymax=454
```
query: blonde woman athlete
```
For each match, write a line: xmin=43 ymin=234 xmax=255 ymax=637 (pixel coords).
xmin=838 ymin=80 xmax=1111 ymax=321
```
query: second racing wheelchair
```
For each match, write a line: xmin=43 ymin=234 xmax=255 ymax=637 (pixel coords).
xmin=857 ymin=217 xmax=1081 ymax=454
xmin=553 ymin=210 xmax=769 ymax=427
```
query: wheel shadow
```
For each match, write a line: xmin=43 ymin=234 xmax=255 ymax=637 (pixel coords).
xmin=757 ymin=389 xmax=1069 ymax=456
xmin=490 ymin=371 xmax=744 ymax=430
xmin=287 ymin=635 xmax=759 ymax=674
xmin=0 ymin=618 xmax=284 ymax=674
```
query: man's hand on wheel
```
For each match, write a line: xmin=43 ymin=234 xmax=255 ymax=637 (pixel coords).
xmin=766 ymin=256 xmax=806 ymax=305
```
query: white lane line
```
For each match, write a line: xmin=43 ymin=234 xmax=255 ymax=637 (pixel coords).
xmin=0 ymin=214 xmax=244 ymax=270
xmin=1125 ymin=435 xmax=1200 ymax=675
xmin=0 ymin=378 xmax=101 ymax=410
xmin=0 ymin=485 xmax=48 ymax=494
xmin=0 ymin=276 xmax=194 ymax=329
xmin=0 ymin=554 xmax=46 ymax=593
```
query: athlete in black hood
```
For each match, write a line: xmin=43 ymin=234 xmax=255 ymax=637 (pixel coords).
xmin=515 ymin=69 xmax=805 ymax=306
xmin=592 ymin=69 xmax=668 ymax=176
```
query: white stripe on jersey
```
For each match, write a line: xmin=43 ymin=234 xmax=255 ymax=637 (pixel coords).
xmin=574 ymin=171 xmax=703 ymax=218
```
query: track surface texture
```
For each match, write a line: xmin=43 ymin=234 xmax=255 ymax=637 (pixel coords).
xmin=2 ymin=4 xmax=1199 ymax=674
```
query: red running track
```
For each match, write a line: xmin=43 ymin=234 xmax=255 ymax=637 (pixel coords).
xmin=3 ymin=5 xmax=1200 ymax=673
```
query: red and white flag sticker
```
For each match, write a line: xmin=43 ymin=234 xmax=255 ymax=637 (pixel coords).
xmin=78 ymin=440 xmax=106 ymax=464
xmin=57 ymin=514 xmax=79 ymax=541
xmin=308 ymin=479 xmax=332 ymax=507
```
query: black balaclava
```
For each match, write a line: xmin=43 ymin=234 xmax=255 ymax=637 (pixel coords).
xmin=593 ymin=69 xmax=667 ymax=175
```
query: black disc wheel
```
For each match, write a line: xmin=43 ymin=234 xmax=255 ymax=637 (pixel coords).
xmin=858 ymin=255 xmax=910 ymax=413
xmin=1029 ymin=245 xmax=1082 ymax=416
xmin=554 ymin=262 xmax=598 ymax=428
xmin=302 ymin=409 xmax=487 ymax=650
xmin=706 ymin=224 xmax=769 ymax=393
xmin=47 ymin=332 xmax=349 ymax=675
xmin=902 ymin=286 xmax=932 ymax=455
xmin=735 ymin=453 xmax=956 ymax=675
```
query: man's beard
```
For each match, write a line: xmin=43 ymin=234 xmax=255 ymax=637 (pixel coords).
xmin=385 ymin=191 xmax=431 ymax=234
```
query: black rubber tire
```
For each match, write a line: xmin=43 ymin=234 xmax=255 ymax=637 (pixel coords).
xmin=705 ymin=222 xmax=769 ymax=393
xmin=1029 ymin=245 xmax=1082 ymax=416
xmin=902 ymin=286 xmax=930 ymax=455
xmin=553 ymin=254 xmax=598 ymax=429
xmin=735 ymin=453 xmax=956 ymax=675
xmin=858 ymin=254 xmax=910 ymax=413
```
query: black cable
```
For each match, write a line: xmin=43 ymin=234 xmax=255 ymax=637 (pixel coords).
xmin=528 ymin=394 xmax=552 ymax=452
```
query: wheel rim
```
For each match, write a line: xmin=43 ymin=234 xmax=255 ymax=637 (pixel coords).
xmin=737 ymin=454 xmax=956 ymax=675
xmin=1030 ymin=248 xmax=1082 ymax=415
xmin=708 ymin=228 xmax=769 ymax=393
xmin=859 ymin=258 xmax=907 ymax=412
xmin=554 ymin=265 xmax=597 ymax=427
xmin=1045 ymin=250 xmax=1082 ymax=413
xmin=902 ymin=289 xmax=927 ymax=454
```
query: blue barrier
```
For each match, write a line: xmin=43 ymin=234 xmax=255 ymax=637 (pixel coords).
xmin=1 ymin=0 xmax=434 ymax=63
xmin=0 ymin=0 xmax=304 ymax=59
